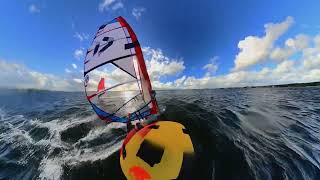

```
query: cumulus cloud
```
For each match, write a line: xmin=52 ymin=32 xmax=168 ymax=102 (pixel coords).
xmin=99 ymin=0 xmax=115 ymax=11
xmin=74 ymin=49 xmax=84 ymax=60
xmin=132 ymin=8 xmax=146 ymax=20
xmin=0 ymin=60 xmax=82 ymax=91
xmin=151 ymin=17 xmax=317 ymax=90
xmin=203 ymin=56 xmax=219 ymax=75
xmin=99 ymin=0 xmax=123 ymax=12
xmin=142 ymin=47 xmax=185 ymax=81
xmin=272 ymin=60 xmax=295 ymax=75
xmin=152 ymin=64 xmax=318 ymax=90
xmin=3 ymin=16 xmax=320 ymax=92
xmin=270 ymin=34 xmax=310 ymax=61
xmin=81 ymin=35 xmax=320 ymax=91
xmin=233 ymin=16 xmax=294 ymax=71
xmin=29 ymin=4 xmax=40 ymax=13
xmin=302 ymin=35 xmax=320 ymax=69
xmin=74 ymin=32 xmax=89 ymax=42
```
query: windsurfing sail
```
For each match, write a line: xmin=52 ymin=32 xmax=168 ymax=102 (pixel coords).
xmin=84 ymin=16 xmax=159 ymax=123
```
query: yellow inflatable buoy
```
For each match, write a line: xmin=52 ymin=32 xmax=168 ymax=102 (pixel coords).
xmin=120 ymin=121 xmax=195 ymax=180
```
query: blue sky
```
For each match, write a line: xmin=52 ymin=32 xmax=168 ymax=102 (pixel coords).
xmin=0 ymin=0 xmax=320 ymax=91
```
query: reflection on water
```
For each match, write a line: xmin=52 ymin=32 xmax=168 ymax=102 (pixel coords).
xmin=91 ymin=90 xmax=145 ymax=118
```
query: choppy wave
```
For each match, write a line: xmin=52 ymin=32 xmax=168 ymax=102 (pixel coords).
xmin=0 ymin=87 xmax=320 ymax=179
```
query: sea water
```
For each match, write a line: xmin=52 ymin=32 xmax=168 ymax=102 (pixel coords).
xmin=0 ymin=87 xmax=320 ymax=180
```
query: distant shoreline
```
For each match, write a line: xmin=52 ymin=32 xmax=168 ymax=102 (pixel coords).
xmin=0 ymin=81 xmax=319 ymax=92
xmin=237 ymin=81 xmax=320 ymax=89
xmin=155 ymin=81 xmax=320 ymax=91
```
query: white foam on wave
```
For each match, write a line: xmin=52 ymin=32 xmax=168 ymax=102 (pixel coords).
xmin=0 ymin=114 xmax=34 ymax=145
xmin=34 ymin=114 xmax=98 ymax=147
xmin=79 ymin=122 xmax=125 ymax=143
xmin=38 ymin=140 xmax=123 ymax=180
xmin=0 ymin=108 xmax=126 ymax=180
xmin=36 ymin=116 xmax=95 ymax=179
xmin=67 ymin=140 xmax=123 ymax=166
xmin=38 ymin=157 xmax=63 ymax=180
xmin=37 ymin=115 xmax=125 ymax=180
xmin=0 ymin=113 xmax=40 ymax=167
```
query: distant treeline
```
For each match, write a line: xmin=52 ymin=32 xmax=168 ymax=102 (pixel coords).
xmin=242 ymin=81 xmax=320 ymax=88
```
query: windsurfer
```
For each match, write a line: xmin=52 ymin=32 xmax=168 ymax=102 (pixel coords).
xmin=126 ymin=114 xmax=134 ymax=132
xmin=126 ymin=117 xmax=145 ymax=133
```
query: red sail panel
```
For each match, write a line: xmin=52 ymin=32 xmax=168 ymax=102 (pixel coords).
xmin=97 ymin=78 xmax=105 ymax=92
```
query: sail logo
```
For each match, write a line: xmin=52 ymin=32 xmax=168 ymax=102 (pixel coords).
xmin=93 ymin=36 xmax=114 ymax=56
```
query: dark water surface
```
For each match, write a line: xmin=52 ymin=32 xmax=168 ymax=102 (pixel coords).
xmin=0 ymin=87 xmax=320 ymax=180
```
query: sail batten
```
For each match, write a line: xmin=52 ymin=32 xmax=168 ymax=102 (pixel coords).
xmin=84 ymin=16 xmax=158 ymax=123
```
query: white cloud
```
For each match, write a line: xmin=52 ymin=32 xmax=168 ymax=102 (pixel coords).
xmin=285 ymin=34 xmax=310 ymax=50
xmin=74 ymin=32 xmax=89 ymax=42
xmin=152 ymin=66 xmax=296 ymax=90
xmin=142 ymin=47 xmax=185 ymax=81
xmin=72 ymin=64 xmax=77 ymax=69
xmin=272 ymin=60 xmax=295 ymax=75
xmin=73 ymin=78 xmax=82 ymax=84
xmin=99 ymin=0 xmax=115 ymax=11
xmin=80 ymin=40 xmax=319 ymax=91
xmin=132 ymin=8 xmax=146 ymax=20
xmin=203 ymin=56 xmax=219 ymax=75
xmin=150 ymin=30 xmax=320 ymax=90
xmin=112 ymin=2 xmax=124 ymax=10
xmin=99 ymin=0 xmax=123 ymax=12
xmin=74 ymin=49 xmax=84 ymax=60
xmin=0 ymin=59 xmax=82 ymax=91
xmin=302 ymin=35 xmax=320 ymax=70
xmin=65 ymin=68 xmax=72 ymax=73
xmin=270 ymin=47 xmax=294 ymax=62
xmin=3 ymin=17 xmax=320 ymax=92
xmin=29 ymin=4 xmax=40 ymax=14
xmin=234 ymin=16 xmax=294 ymax=71
xmin=270 ymin=34 xmax=310 ymax=61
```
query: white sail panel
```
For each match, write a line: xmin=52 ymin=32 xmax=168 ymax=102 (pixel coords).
xmin=93 ymin=27 xmax=128 ymax=44
xmin=113 ymin=56 xmax=137 ymax=78
xmin=84 ymin=38 xmax=134 ymax=73
xmin=96 ymin=21 xmax=122 ymax=36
